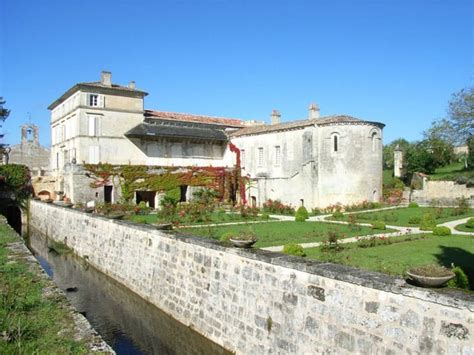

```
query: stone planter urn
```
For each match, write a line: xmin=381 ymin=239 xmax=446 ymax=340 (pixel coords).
xmin=229 ymin=238 xmax=257 ymax=248
xmin=406 ymin=266 xmax=455 ymax=288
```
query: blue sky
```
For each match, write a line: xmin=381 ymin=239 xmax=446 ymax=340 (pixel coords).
xmin=1 ymin=0 xmax=472 ymax=146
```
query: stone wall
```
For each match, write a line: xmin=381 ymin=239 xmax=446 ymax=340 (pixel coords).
xmin=29 ymin=201 xmax=474 ymax=354
xmin=411 ymin=179 xmax=474 ymax=205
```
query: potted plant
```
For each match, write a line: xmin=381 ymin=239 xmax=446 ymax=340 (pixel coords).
xmin=221 ymin=230 xmax=257 ymax=248
xmin=406 ymin=264 xmax=455 ymax=288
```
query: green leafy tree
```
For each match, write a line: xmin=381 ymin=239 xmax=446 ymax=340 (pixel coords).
xmin=383 ymin=138 xmax=410 ymax=169
xmin=448 ymin=86 xmax=474 ymax=144
xmin=0 ymin=97 xmax=11 ymax=158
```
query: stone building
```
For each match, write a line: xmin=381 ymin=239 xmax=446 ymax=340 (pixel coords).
xmin=48 ymin=71 xmax=384 ymax=208
xmin=8 ymin=124 xmax=50 ymax=175
xmin=230 ymin=106 xmax=384 ymax=207
xmin=6 ymin=124 xmax=56 ymax=200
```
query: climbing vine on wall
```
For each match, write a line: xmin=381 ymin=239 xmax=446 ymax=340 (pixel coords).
xmin=84 ymin=161 xmax=245 ymax=204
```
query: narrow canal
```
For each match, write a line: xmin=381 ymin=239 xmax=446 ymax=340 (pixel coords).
xmin=27 ymin=228 xmax=229 ymax=355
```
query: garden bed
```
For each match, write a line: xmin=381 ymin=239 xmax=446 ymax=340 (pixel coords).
xmin=127 ymin=211 xmax=272 ymax=226
xmin=179 ymin=221 xmax=394 ymax=248
xmin=327 ymin=207 xmax=474 ymax=227
xmin=454 ymin=223 xmax=474 ymax=233
xmin=304 ymin=234 xmax=474 ymax=290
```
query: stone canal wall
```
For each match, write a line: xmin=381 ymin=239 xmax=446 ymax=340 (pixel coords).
xmin=29 ymin=201 xmax=474 ymax=354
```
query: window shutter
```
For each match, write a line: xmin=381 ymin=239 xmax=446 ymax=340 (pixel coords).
xmin=95 ymin=116 xmax=101 ymax=136
xmin=88 ymin=116 xmax=95 ymax=136
xmin=99 ymin=95 xmax=104 ymax=108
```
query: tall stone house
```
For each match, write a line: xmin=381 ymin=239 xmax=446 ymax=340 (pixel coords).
xmin=49 ymin=71 xmax=384 ymax=208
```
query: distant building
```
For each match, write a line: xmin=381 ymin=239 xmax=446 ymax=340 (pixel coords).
xmin=8 ymin=124 xmax=50 ymax=175
xmin=454 ymin=145 xmax=468 ymax=155
xmin=48 ymin=71 xmax=384 ymax=208
xmin=7 ymin=124 xmax=56 ymax=200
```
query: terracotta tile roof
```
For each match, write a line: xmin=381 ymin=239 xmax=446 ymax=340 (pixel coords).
xmin=145 ymin=110 xmax=245 ymax=128
xmin=229 ymin=115 xmax=384 ymax=137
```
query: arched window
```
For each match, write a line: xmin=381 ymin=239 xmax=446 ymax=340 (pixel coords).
xmin=333 ymin=135 xmax=338 ymax=152
xmin=371 ymin=131 xmax=378 ymax=152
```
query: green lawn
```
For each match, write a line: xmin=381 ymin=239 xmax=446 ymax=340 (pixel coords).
xmin=383 ymin=169 xmax=394 ymax=185
xmin=305 ymin=234 xmax=474 ymax=289
xmin=0 ymin=220 xmax=88 ymax=353
xmin=429 ymin=162 xmax=474 ymax=181
xmin=128 ymin=211 xmax=269 ymax=225
xmin=329 ymin=207 xmax=474 ymax=227
xmin=454 ymin=223 xmax=474 ymax=233
xmin=178 ymin=221 xmax=394 ymax=248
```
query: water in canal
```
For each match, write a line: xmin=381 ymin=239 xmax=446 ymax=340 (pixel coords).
xmin=27 ymin=228 xmax=229 ymax=355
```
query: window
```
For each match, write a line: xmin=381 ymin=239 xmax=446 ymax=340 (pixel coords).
xmin=275 ymin=146 xmax=281 ymax=166
xmin=88 ymin=115 xmax=100 ymax=136
xmin=371 ymin=132 xmax=378 ymax=152
xmin=240 ymin=149 xmax=245 ymax=168
xmin=258 ymin=147 xmax=264 ymax=167
xmin=88 ymin=146 xmax=100 ymax=164
xmin=88 ymin=94 xmax=99 ymax=107
xmin=333 ymin=135 xmax=338 ymax=152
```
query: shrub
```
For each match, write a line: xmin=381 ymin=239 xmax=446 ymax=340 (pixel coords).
xmin=261 ymin=212 xmax=270 ymax=220
xmin=408 ymin=202 xmax=419 ymax=208
xmin=371 ymin=221 xmax=386 ymax=230
xmin=320 ymin=231 xmax=344 ymax=252
xmin=419 ymin=213 xmax=436 ymax=231
xmin=447 ymin=266 xmax=470 ymax=290
xmin=454 ymin=196 xmax=470 ymax=215
xmin=295 ymin=206 xmax=309 ymax=222
xmin=408 ymin=216 xmax=421 ymax=225
xmin=220 ymin=232 xmax=234 ymax=242
xmin=432 ymin=226 xmax=451 ymax=236
xmin=262 ymin=199 xmax=295 ymax=215
xmin=282 ymin=244 xmax=306 ymax=257
xmin=332 ymin=211 xmax=344 ymax=220
xmin=465 ymin=217 xmax=474 ymax=229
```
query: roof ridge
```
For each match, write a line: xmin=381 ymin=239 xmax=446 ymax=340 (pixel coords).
xmin=145 ymin=109 xmax=244 ymax=121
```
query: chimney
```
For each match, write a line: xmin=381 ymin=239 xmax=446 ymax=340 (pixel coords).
xmin=308 ymin=103 xmax=320 ymax=119
xmin=270 ymin=109 xmax=281 ymax=125
xmin=128 ymin=81 xmax=136 ymax=90
xmin=101 ymin=71 xmax=112 ymax=86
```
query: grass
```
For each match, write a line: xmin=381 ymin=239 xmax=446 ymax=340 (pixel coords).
xmin=383 ymin=169 xmax=394 ymax=185
xmin=0 ymin=220 xmax=88 ymax=354
xmin=429 ymin=162 xmax=474 ymax=181
xmin=128 ymin=211 xmax=270 ymax=225
xmin=304 ymin=234 xmax=474 ymax=290
xmin=454 ymin=223 xmax=474 ymax=233
xmin=329 ymin=207 xmax=474 ymax=227
xmin=178 ymin=221 xmax=395 ymax=248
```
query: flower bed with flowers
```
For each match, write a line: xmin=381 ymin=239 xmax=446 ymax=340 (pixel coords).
xmin=179 ymin=222 xmax=393 ymax=248
xmin=304 ymin=233 xmax=474 ymax=290
xmin=326 ymin=206 xmax=474 ymax=227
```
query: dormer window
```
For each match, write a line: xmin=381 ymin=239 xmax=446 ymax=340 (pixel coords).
xmin=88 ymin=94 xmax=99 ymax=107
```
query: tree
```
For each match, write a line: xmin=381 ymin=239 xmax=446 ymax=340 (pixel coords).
xmin=383 ymin=138 xmax=410 ymax=169
xmin=448 ymin=86 xmax=474 ymax=144
xmin=0 ymin=97 xmax=10 ymax=156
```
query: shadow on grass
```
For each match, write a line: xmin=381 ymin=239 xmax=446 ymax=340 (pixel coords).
xmin=435 ymin=246 xmax=474 ymax=290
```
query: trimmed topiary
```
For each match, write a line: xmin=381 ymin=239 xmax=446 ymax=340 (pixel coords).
xmin=419 ymin=213 xmax=436 ymax=231
xmin=295 ymin=206 xmax=309 ymax=222
xmin=261 ymin=212 xmax=270 ymax=220
xmin=282 ymin=244 xmax=306 ymax=257
xmin=447 ymin=266 xmax=470 ymax=290
xmin=465 ymin=217 xmax=474 ymax=229
xmin=371 ymin=221 xmax=386 ymax=230
xmin=432 ymin=226 xmax=452 ymax=236
xmin=408 ymin=202 xmax=419 ymax=208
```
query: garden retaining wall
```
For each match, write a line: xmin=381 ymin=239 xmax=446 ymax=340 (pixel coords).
xmin=411 ymin=179 xmax=474 ymax=205
xmin=29 ymin=200 xmax=474 ymax=354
